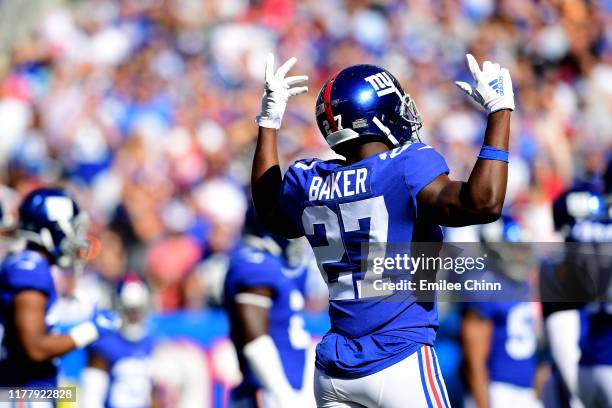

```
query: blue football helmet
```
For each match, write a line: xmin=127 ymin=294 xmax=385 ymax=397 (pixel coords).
xmin=18 ymin=187 xmax=89 ymax=268
xmin=117 ymin=279 xmax=151 ymax=341
xmin=553 ymin=189 xmax=607 ymax=230
xmin=316 ymin=64 xmax=422 ymax=151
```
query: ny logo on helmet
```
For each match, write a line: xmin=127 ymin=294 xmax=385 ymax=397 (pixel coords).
xmin=364 ymin=72 xmax=398 ymax=97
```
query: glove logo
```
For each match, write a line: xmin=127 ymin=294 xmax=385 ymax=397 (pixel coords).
xmin=364 ymin=72 xmax=398 ymax=97
xmin=488 ymin=76 xmax=504 ymax=96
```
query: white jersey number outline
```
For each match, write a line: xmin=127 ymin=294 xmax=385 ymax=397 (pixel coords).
xmin=302 ymin=196 xmax=390 ymax=300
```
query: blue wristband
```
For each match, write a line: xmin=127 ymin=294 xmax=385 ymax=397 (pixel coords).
xmin=478 ymin=145 xmax=509 ymax=163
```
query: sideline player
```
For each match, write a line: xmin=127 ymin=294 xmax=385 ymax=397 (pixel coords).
xmin=543 ymin=185 xmax=612 ymax=408
xmin=462 ymin=216 xmax=541 ymax=408
xmin=223 ymin=209 xmax=312 ymax=407
xmin=81 ymin=280 xmax=155 ymax=408
xmin=0 ymin=187 xmax=120 ymax=388
xmin=251 ymin=52 xmax=514 ymax=407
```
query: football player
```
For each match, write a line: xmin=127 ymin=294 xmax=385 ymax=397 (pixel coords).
xmin=542 ymin=186 xmax=612 ymax=408
xmin=462 ymin=216 xmax=541 ymax=408
xmin=81 ymin=279 xmax=156 ymax=408
xmin=223 ymin=208 xmax=312 ymax=407
xmin=251 ymin=52 xmax=514 ymax=407
xmin=0 ymin=187 xmax=120 ymax=388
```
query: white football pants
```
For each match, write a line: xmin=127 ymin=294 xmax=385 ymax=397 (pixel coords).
xmin=465 ymin=382 xmax=541 ymax=408
xmin=578 ymin=365 xmax=612 ymax=408
xmin=314 ymin=345 xmax=450 ymax=408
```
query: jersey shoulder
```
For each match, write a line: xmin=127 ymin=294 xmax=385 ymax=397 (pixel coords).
xmin=291 ymin=157 xmax=344 ymax=171
xmin=0 ymin=250 xmax=54 ymax=296
xmin=284 ymin=158 xmax=344 ymax=188
xmin=394 ymin=143 xmax=449 ymax=196
xmin=89 ymin=330 xmax=122 ymax=358
xmin=226 ymin=244 xmax=283 ymax=291
xmin=284 ymin=143 xmax=447 ymax=191
xmin=278 ymin=158 xmax=345 ymax=233
xmin=350 ymin=142 xmax=449 ymax=199
xmin=89 ymin=332 xmax=154 ymax=361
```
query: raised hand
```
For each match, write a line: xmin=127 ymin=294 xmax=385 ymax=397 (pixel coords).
xmin=455 ymin=54 xmax=514 ymax=114
xmin=256 ymin=53 xmax=308 ymax=129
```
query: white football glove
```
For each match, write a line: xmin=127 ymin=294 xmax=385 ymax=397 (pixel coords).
xmin=256 ymin=53 xmax=308 ymax=129
xmin=455 ymin=54 xmax=514 ymax=114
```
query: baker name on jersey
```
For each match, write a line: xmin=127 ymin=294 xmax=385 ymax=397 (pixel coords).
xmin=309 ymin=168 xmax=369 ymax=201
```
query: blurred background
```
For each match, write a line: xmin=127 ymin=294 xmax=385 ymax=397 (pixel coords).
xmin=0 ymin=0 xmax=610 ymax=406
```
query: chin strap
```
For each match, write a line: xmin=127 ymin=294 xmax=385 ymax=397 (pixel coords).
xmin=18 ymin=230 xmax=54 ymax=254
xmin=372 ymin=116 xmax=400 ymax=147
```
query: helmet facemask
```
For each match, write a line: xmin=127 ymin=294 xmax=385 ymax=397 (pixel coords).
xmin=396 ymin=93 xmax=423 ymax=144
xmin=58 ymin=212 xmax=90 ymax=271
xmin=331 ymin=93 xmax=424 ymax=151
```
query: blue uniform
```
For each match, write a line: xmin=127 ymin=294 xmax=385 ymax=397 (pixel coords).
xmin=551 ymin=188 xmax=612 ymax=367
xmin=580 ymin=303 xmax=612 ymax=366
xmin=0 ymin=250 xmax=59 ymax=387
xmin=223 ymin=241 xmax=310 ymax=398
xmin=570 ymin=217 xmax=612 ymax=367
xmin=464 ymin=275 xmax=538 ymax=388
xmin=278 ymin=142 xmax=449 ymax=378
xmin=88 ymin=332 xmax=155 ymax=408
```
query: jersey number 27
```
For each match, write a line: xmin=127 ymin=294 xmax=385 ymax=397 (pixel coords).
xmin=302 ymin=196 xmax=393 ymax=300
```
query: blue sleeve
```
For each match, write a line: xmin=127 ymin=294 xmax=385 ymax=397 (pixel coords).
xmin=88 ymin=335 xmax=110 ymax=358
xmin=88 ymin=332 xmax=123 ymax=362
xmin=3 ymin=257 xmax=54 ymax=297
xmin=278 ymin=162 xmax=311 ymax=236
xmin=403 ymin=144 xmax=449 ymax=199
xmin=229 ymin=251 xmax=281 ymax=292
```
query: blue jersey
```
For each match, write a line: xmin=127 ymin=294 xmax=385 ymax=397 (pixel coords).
xmin=223 ymin=241 xmax=310 ymax=393
xmin=278 ymin=142 xmax=449 ymax=378
xmin=571 ymin=217 xmax=612 ymax=367
xmin=0 ymin=250 xmax=59 ymax=387
xmin=580 ymin=303 xmax=612 ymax=366
xmin=551 ymin=188 xmax=612 ymax=366
xmin=88 ymin=331 xmax=155 ymax=408
xmin=464 ymin=275 xmax=538 ymax=388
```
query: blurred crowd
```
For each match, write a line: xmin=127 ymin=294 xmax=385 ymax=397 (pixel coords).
xmin=0 ymin=0 xmax=611 ymax=312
